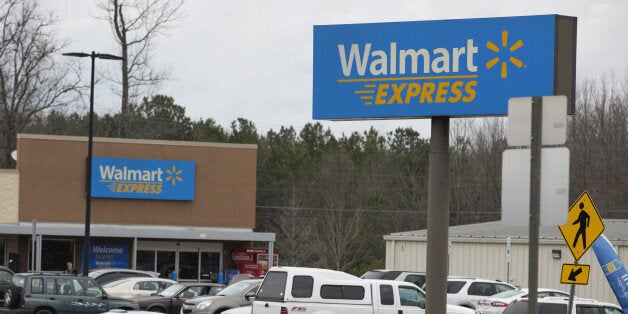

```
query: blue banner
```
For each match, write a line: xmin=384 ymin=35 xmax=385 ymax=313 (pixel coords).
xmin=91 ymin=157 xmax=195 ymax=201
xmin=592 ymin=234 xmax=628 ymax=312
xmin=313 ymin=15 xmax=575 ymax=119
xmin=89 ymin=244 xmax=129 ymax=269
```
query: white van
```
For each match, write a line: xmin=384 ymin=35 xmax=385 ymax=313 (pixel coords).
xmin=252 ymin=266 xmax=477 ymax=314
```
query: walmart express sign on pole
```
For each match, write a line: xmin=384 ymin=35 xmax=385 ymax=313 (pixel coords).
xmin=313 ymin=15 xmax=576 ymax=120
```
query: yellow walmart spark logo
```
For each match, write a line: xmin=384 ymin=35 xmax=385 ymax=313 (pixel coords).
xmin=165 ymin=165 xmax=183 ymax=185
xmin=486 ymin=30 xmax=524 ymax=78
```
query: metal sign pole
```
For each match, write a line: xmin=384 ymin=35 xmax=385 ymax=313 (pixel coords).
xmin=528 ymin=96 xmax=542 ymax=314
xmin=567 ymin=261 xmax=577 ymax=314
xmin=31 ymin=220 xmax=36 ymax=271
xmin=425 ymin=117 xmax=450 ymax=314
xmin=506 ymin=236 xmax=511 ymax=283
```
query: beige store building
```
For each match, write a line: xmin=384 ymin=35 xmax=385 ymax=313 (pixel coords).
xmin=384 ymin=220 xmax=628 ymax=304
xmin=0 ymin=134 xmax=274 ymax=281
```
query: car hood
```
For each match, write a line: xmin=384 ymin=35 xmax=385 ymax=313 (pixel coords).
xmin=184 ymin=295 xmax=226 ymax=305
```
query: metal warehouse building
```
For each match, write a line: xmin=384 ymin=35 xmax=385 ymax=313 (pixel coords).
xmin=384 ymin=219 xmax=628 ymax=304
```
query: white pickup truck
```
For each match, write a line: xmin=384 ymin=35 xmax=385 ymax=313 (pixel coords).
xmin=252 ymin=266 xmax=477 ymax=314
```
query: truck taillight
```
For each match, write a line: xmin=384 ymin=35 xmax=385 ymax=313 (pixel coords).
xmin=280 ymin=307 xmax=288 ymax=314
xmin=21 ymin=298 xmax=25 ymax=308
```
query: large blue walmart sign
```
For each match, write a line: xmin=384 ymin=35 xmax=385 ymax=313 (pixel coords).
xmin=313 ymin=15 xmax=576 ymax=119
xmin=91 ymin=157 xmax=195 ymax=201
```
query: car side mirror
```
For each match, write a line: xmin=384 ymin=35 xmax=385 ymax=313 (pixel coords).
xmin=244 ymin=291 xmax=256 ymax=301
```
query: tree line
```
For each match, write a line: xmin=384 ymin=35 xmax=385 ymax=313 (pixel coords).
xmin=11 ymin=77 xmax=628 ymax=275
xmin=1 ymin=0 xmax=626 ymax=276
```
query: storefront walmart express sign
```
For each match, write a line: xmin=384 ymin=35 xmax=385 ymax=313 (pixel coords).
xmin=91 ymin=157 xmax=195 ymax=200
xmin=313 ymin=15 xmax=576 ymax=119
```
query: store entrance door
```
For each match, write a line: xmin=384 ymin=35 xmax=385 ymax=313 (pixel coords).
xmin=137 ymin=241 xmax=222 ymax=282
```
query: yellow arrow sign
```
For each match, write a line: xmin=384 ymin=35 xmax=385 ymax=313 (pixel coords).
xmin=560 ymin=263 xmax=590 ymax=285
xmin=558 ymin=191 xmax=605 ymax=261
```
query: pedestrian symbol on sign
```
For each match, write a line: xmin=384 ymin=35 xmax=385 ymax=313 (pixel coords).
xmin=572 ymin=202 xmax=590 ymax=249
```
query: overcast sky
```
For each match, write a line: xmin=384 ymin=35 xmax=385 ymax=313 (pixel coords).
xmin=45 ymin=0 xmax=628 ymax=138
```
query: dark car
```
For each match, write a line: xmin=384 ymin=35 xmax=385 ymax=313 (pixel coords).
xmin=89 ymin=268 xmax=160 ymax=285
xmin=0 ymin=266 xmax=14 ymax=304
xmin=180 ymin=279 xmax=262 ymax=314
xmin=132 ymin=282 xmax=224 ymax=314
xmin=3 ymin=272 xmax=139 ymax=313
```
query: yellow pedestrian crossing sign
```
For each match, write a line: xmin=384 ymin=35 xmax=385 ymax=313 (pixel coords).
xmin=558 ymin=191 xmax=605 ymax=261
xmin=560 ymin=263 xmax=590 ymax=285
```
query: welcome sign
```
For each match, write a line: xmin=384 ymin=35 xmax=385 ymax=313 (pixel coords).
xmin=313 ymin=15 xmax=576 ymax=119
xmin=91 ymin=157 xmax=195 ymax=201
xmin=89 ymin=243 xmax=129 ymax=269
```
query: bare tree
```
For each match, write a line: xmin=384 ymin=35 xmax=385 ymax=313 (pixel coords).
xmin=271 ymin=186 xmax=315 ymax=267
xmin=0 ymin=0 xmax=81 ymax=168
xmin=449 ymin=117 xmax=506 ymax=224
xmin=568 ymin=75 xmax=628 ymax=217
xmin=96 ymin=0 xmax=183 ymax=138
xmin=310 ymin=149 xmax=364 ymax=271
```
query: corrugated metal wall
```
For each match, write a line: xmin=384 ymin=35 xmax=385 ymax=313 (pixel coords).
xmin=386 ymin=237 xmax=627 ymax=304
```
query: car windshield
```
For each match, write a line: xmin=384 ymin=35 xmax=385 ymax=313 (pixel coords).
xmin=217 ymin=281 xmax=251 ymax=296
xmin=102 ymin=278 xmax=129 ymax=288
xmin=492 ymin=289 xmax=525 ymax=299
xmin=158 ymin=283 xmax=185 ymax=297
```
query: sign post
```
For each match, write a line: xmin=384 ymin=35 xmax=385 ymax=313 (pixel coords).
xmin=559 ymin=191 xmax=604 ymax=314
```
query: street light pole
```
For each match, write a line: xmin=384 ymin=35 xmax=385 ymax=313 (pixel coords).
xmin=63 ymin=51 xmax=123 ymax=276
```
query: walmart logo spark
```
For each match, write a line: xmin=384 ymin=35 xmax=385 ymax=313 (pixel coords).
xmin=165 ymin=165 xmax=183 ymax=185
xmin=486 ymin=30 xmax=524 ymax=78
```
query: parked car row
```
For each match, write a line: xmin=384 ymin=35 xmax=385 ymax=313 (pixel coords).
xmin=1 ymin=268 xmax=231 ymax=314
xmin=2 ymin=267 xmax=623 ymax=314
xmin=358 ymin=269 xmax=623 ymax=313
xmin=3 ymin=272 xmax=140 ymax=312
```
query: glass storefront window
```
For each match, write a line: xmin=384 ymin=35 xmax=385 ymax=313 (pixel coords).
xmin=201 ymin=252 xmax=220 ymax=282
xmin=157 ymin=251 xmax=175 ymax=279
xmin=178 ymin=251 xmax=199 ymax=280
xmin=136 ymin=250 xmax=156 ymax=272
xmin=32 ymin=239 xmax=74 ymax=271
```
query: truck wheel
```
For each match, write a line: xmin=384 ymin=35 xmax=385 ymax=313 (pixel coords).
xmin=4 ymin=287 xmax=20 ymax=308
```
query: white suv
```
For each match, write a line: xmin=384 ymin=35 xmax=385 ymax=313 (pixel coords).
xmin=446 ymin=277 xmax=516 ymax=309
xmin=503 ymin=296 xmax=622 ymax=313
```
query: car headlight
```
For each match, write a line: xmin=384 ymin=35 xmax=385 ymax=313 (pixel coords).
xmin=197 ymin=301 xmax=213 ymax=310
